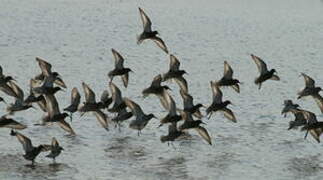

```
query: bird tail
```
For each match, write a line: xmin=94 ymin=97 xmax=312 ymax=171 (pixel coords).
xmin=10 ymin=129 xmax=17 ymax=136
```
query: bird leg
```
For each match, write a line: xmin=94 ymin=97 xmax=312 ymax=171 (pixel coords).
xmin=70 ymin=113 xmax=73 ymax=122
xmin=304 ymin=130 xmax=309 ymax=140
xmin=207 ymin=112 xmax=213 ymax=120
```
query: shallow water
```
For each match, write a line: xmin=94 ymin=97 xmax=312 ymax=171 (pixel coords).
xmin=1 ymin=0 xmax=323 ymax=179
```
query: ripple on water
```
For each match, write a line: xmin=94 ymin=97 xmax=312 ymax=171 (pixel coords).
xmin=0 ymin=153 xmax=78 ymax=180
xmin=285 ymin=154 xmax=323 ymax=179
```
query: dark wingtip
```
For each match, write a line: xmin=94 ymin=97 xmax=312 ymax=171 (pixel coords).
xmin=10 ymin=129 xmax=16 ymax=136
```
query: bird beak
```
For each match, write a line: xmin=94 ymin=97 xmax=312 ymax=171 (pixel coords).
xmin=201 ymin=122 xmax=207 ymax=125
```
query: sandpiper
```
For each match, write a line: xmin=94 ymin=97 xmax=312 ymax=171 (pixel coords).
xmin=45 ymin=137 xmax=64 ymax=164
xmin=159 ymin=90 xmax=182 ymax=127
xmin=250 ymin=54 xmax=280 ymax=89
xmin=0 ymin=115 xmax=27 ymax=130
xmin=162 ymin=54 xmax=188 ymax=93
xmin=108 ymin=49 xmax=133 ymax=88
xmin=180 ymin=89 xmax=204 ymax=119
xmin=142 ymin=74 xmax=171 ymax=98
xmin=215 ymin=61 xmax=241 ymax=93
xmin=206 ymin=81 xmax=236 ymax=122
xmin=64 ymin=87 xmax=81 ymax=121
xmin=178 ymin=111 xmax=212 ymax=145
xmin=297 ymin=73 xmax=323 ymax=113
xmin=10 ymin=130 xmax=48 ymax=166
xmin=124 ymin=97 xmax=156 ymax=136
xmin=137 ymin=7 xmax=168 ymax=54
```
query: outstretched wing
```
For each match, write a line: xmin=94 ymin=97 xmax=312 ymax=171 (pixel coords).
xmin=139 ymin=7 xmax=152 ymax=32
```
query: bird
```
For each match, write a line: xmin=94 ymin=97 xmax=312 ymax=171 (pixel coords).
xmin=6 ymin=81 xmax=34 ymax=114
xmin=78 ymin=82 xmax=104 ymax=114
xmin=124 ymin=97 xmax=156 ymax=136
xmin=299 ymin=111 xmax=322 ymax=143
xmin=44 ymin=94 xmax=75 ymax=135
xmin=162 ymin=54 xmax=188 ymax=93
xmin=34 ymin=57 xmax=67 ymax=88
xmin=179 ymin=89 xmax=204 ymax=119
xmin=78 ymin=82 xmax=109 ymax=131
xmin=297 ymin=73 xmax=323 ymax=113
xmin=178 ymin=111 xmax=212 ymax=145
xmin=137 ymin=7 xmax=168 ymax=54
xmin=0 ymin=66 xmax=17 ymax=98
xmin=215 ymin=61 xmax=241 ymax=93
xmin=281 ymin=100 xmax=300 ymax=117
xmin=0 ymin=115 xmax=27 ymax=130
xmin=142 ymin=74 xmax=171 ymax=98
xmin=250 ymin=54 xmax=280 ymax=89
xmin=159 ymin=90 xmax=182 ymax=127
xmin=100 ymin=90 xmax=113 ymax=110
xmin=10 ymin=130 xmax=48 ymax=166
xmin=63 ymin=87 xmax=81 ymax=121
xmin=108 ymin=49 xmax=133 ymax=88
xmin=45 ymin=137 xmax=64 ymax=164
xmin=111 ymin=108 xmax=133 ymax=129
xmin=206 ymin=81 xmax=236 ymax=122
xmin=160 ymin=122 xmax=184 ymax=145
xmin=281 ymin=100 xmax=306 ymax=130
xmin=108 ymin=82 xmax=126 ymax=113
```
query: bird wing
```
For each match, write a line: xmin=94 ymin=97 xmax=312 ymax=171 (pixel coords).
xmin=169 ymin=122 xmax=179 ymax=134
xmin=231 ymin=84 xmax=240 ymax=93
xmin=57 ymin=119 xmax=76 ymax=135
xmin=152 ymin=37 xmax=168 ymax=54
xmin=139 ymin=7 xmax=152 ymax=32
xmin=162 ymin=90 xmax=177 ymax=115
xmin=223 ymin=61 xmax=233 ymax=79
xmin=8 ymin=81 xmax=24 ymax=101
xmin=51 ymin=137 xmax=59 ymax=147
xmin=111 ymin=48 xmax=125 ymax=70
xmin=122 ymin=73 xmax=129 ymax=88
xmin=301 ymin=73 xmax=315 ymax=88
xmin=169 ymin=54 xmax=180 ymax=71
xmin=29 ymin=79 xmax=39 ymax=94
xmin=124 ymin=98 xmax=144 ymax=118
xmin=0 ymin=84 xmax=17 ymax=98
xmin=109 ymin=82 xmax=123 ymax=105
xmin=54 ymin=77 xmax=67 ymax=88
xmin=44 ymin=94 xmax=60 ymax=118
xmin=195 ymin=126 xmax=212 ymax=145
xmin=251 ymin=54 xmax=268 ymax=75
xmin=222 ymin=108 xmax=237 ymax=123
xmin=100 ymin=90 xmax=110 ymax=103
xmin=181 ymin=111 xmax=194 ymax=122
xmin=15 ymin=132 xmax=33 ymax=153
xmin=175 ymin=77 xmax=188 ymax=94
xmin=93 ymin=110 xmax=109 ymax=130
xmin=180 ymin=89 xmax=194 ymax=109
xmin=151 ymin=74 xmax=162 ymax=87
xmin=157 ymin=93 xmax=169 ymax=110
xmin=82 ymin=82 xmax=96 ymax=103
xmin=210 ymin=81 xmax=222 ymax=104
xmin=0 ymin=66 xmax=3 ymax=77
xmin=71 ymin=87 xmax=81 ymax=106
xmin=313 ymin=94 xmax=323 ymax=113
xmin=36 ymin=57 xmax=52 ymax=76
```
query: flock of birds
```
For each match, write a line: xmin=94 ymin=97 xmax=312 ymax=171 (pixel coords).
xmin=0 ymin=7 xmax=323 ymax=167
